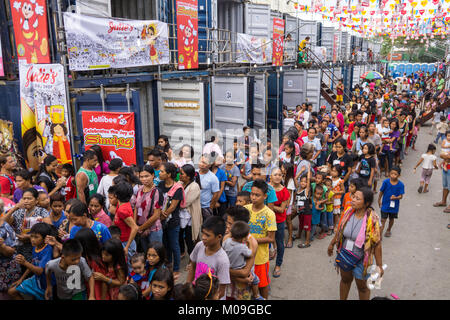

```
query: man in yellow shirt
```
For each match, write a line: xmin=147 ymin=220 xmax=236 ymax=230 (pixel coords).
xmin=298 ymin=36 xmax=310 ymax=64
xmin=244 ymin=179 xmax=276 ymax=300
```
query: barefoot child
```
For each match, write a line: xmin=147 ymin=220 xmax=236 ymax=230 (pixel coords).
xmin=330 ymin=166 xmax=345 ymax=230
xmin=413 ymin=144 xmax=438 ymax=193
xmin=296 ymin=170 xmax=312 ymax=248
xmin=310 ymin=185 xmax=326 ymax=242
xmin=378 ymin=167 xmax=404 ymax=238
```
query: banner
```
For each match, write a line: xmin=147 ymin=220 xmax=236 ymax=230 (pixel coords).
xmin=333 ymin=33 xmax=340 ymax=63
xmin=19 ymin=64 xmax=72 ymax=171
xmin=64 ymin=13 xmax=169 ymax=71
xmin=272 ymin=18 xmax=285 ymax=66
xmin=0 ymin=39 xmax=4 ymax=76
xmin=81 ymin=111 xmax=136 ymax=166
xmin=177 ymin=0 xmax=199 ymax=70
xmin=314 ymin=46 xmax=327 ymax=62
xmin=236 ymin=33 xmax=272 ymax=64
xmin=9 ymin=0 xmax=50 ymax=64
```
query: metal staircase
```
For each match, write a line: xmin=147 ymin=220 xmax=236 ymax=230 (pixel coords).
xmin=304 ymin=47 xmax=352 ymax=106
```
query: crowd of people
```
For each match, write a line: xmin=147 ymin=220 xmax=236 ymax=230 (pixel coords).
xmin=0 ymin=68 xmax=448 ymax=301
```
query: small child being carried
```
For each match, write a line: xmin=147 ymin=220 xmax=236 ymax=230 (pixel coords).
xmin=222 ymin=221 xmax=263 ymax=300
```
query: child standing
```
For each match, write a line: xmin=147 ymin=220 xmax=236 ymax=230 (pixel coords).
xmin=323 ymin=177 xmax=335 ymax=236
xmin=222 ymin=221 xmax=262 ymax=300
xmin=44 ymin=239 xmax=95 ymax=300
xmin=413 ymin=144 xmax=438 ymax=193
xmin=434 ymin=116 xmax=448 ymax=145
xmin=221 ymin=150 xmax=241 ymax=207
xmin=61 ymin=163 xmax=76 ymax=202
xmin=378 ymin=167 xmax=405 ymax=238
xmin=186 ymin=216 xmax=231 ymax=300
xmin=49 ymin=193 xmax=67 ymax=229
xmin=93 ymin=238 xmax=127 ymax=300
xmin=244 ymin=180 xmax=276 ymax=299
xmin=236 ymin=191 xmax=251 ymax=207
xmin=330 ymin=166 xmax=344 ymax=231
xmin=296 ymin=171 xmax=312 ymax=248
xmin=150 ymin=267 xmax=174 ymax=300
xmin=7 ymin=223 xmax=53 ymax=300
xmin=310 ymin=185 xmax=326 ymax=242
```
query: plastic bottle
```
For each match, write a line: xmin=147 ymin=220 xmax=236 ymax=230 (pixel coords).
xmin=366 ymin=264 xmax=387 ymax=290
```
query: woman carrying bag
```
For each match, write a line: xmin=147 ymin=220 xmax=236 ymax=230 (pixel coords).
xmin=327 ymin=187 xmax=383 ymax=300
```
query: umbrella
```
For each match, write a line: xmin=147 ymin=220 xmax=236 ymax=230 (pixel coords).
xmin=361 ymin=71 xmax=383 ymax=80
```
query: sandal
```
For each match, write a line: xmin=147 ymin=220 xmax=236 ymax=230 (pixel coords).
xmin=285 ymin=241 xmax=293 ymax=248
xmin=318 ymin=233 xmax=327 ymax=239
xmin=443 ymin=207 xmax=450 ymax=213
xmin=273 ymin=268 xmax=281 ymax=278
xmin=384 ymin=231 xmax=392 ymax=237
xmin=447 ymin=224 xmax=450 ymax=229
xmin=298 ymin=243 xmax=311 ymax=248
xmin=433 ymin=202 xmax=446 ymax=207
xmin=269 ymin=250 xmax=276 ymax=260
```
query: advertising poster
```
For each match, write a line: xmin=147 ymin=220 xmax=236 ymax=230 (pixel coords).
xmin=64 ymin=13 xmax=170 ymax=71
xmin=19 ymin=63 xmax=72 ymax=171
xmin=272 ymin=18 xmax=285 ymax=66
xmin=81 ymin=111 xmax=136 ymax=166
xmin=314 ymin=46 xmax=327 ymax=62
xmin=236 ymin=33 xmax=271 ymax=64
xmin=333 ymin=33 xmax=340 ymax=63
xmin=176 ymin=0 xmax=199 ymax=70
xmin=0 ymin=39 xmax=4 ymax=76
xmin=9 ymin=0 xmax=50 ymax=64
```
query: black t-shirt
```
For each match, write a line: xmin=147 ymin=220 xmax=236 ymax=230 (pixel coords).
xmin=368 ymin=100 xmax=377 ymax=114
xmin=327 ymin=152 xmax=353 ymax=178
xmin=358 ymin=156 xmax=376 ymax=179
xmin=37 ymin=172 xmax=57 ymax=193
xmin=296 ymin=189 xmax=311 ymax=215
xmin=157 ymin=183 xmax=183 ymax=229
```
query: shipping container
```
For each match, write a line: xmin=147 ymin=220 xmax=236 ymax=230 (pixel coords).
xmin=342 ymin=65 xmax=352 ymax=99
xmin=340 ymin=31 xmax=350 ymax=61
xmin=244 ymin=3 xmax=270 ymax=38
xmin=361 ymin=38 xmax=368 ymax=52
xmin=211 ymin=76 xmax=251 ymax=152
xmin=283 ymin=70 xmax=306 ymax=111
xmin=76 ymin=0 xmax=112 ymax=17
xmin=249 ymin=73 xmax=267 ymax=131
xmin=218 ymin=0 xmax=244 ymax=63
xmin=298 ymin=19 xmax=319 ymax=50
xmin=110 ymin=0 xmax=168 ymax=21
xmin=283 ymin=14 xmax=300 ymax=62
xmin=157 ymin=80 xmax=209 ymax=159
xmin=305 ymin=69 xmax=322 ymax=112
xmin=267 ymin=70 xmax=283 ymax=134
xmin=352 ymin=65 xmax=363 ymax=89
xmin=319 ymin=25 xmax=335 ymax=62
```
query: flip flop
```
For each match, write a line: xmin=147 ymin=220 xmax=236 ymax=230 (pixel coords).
xmin=433 ymin=202 xmax=446 ymax=207
xmin=384 ymin=231 xmax=392 ymax=237
xmin=443 ymin=207 xmax=450 ymax=213
xmin=285 ymin=241 xmax=293 ymax=248
xmin=318 ymin=233 xmax=327 ymax=239
xmin=297 ymin=243 xmax=311 ymax=248
xmin=273 ymin=269 xmax=281 ymax=278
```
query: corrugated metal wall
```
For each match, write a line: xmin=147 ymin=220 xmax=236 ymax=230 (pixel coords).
xmin=244 ymin=3 xmax=270 ymax=38
xmin=110 ymin=0 xmax=166 ymax=20
xmin=320 ymin=26 xmax=335 ymax=62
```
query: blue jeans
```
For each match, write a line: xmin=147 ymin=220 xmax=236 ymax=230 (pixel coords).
xmin=163 ymin=225 xmax=181 ymax=272
xmin=317 ymin=150 xmax=327 ymax=167
xmin=226 ymin=195 xmax=237 ymax=207
xmin=320 ymin=212 xmax=328 ymax=231
xmin=122 ymin=240 xmax=136 ymax=274
xmin=435 ymin=132 xmax=445 ymax=144
xmin=311 ymin=224 xmax=318 ymax=241
xmin=275 ymin=221 xmax=285 ymax=267
xmin=326 ymin=211 xmax=334 ymax=229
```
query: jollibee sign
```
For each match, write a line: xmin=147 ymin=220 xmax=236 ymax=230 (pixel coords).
xmin=82 ymin=111 xmax=136 ymax=165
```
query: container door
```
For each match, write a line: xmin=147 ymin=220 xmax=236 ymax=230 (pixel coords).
xmin=211 ymin=76 xmax=249 ymax=151
xmin=306 ymin=69 xmax=322 ymax=112
xmin=298 ymin=20 xmax=318 ymax=50
xmin=267 ymin=71 xmax=283 ymax=133
xmin=74 ymin=89 xmax=144 ymax=165
xmin=321 ymin=26 xmax=334 ymax=61
xmin=251 ymin=73 xmax=267 ymax=131
xmin=284 ymin=14 xmax=299 ymax=62
xmin=244 ymin=3 xmax=270 ymax=38
xmin=0 ymin=82 xmax=22 ymax=152
xmin=352 ymin=65 xmax=361 ymax=87
xmin=157 ymin=81 xmax=207 ymax=159
xmin=283 ymin=70 xmax=306 ymax=110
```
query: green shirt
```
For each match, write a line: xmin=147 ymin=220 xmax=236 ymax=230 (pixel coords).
xmin=76 ymin=167 xmax=98 ymax=199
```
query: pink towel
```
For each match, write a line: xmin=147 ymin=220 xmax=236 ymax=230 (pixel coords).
xmin=355 ymin=213 xmax=367 ymax=249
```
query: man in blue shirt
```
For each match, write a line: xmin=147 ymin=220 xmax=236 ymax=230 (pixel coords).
xmin=378 ymin=166 xmax=405 ymax=238
xmin=241 ymin=162 xmax=277 ymax=211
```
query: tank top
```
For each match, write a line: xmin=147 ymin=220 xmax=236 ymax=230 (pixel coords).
xmin=296 ymin=189 xmax=311 ymax=214
xmin=76 ymin=167 xmax=98 ymax=200
xmin=442 ymin=139 xmax=450 ymax=154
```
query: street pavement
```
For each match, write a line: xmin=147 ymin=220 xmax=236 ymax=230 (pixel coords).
xmin=178 ymin=124 xmax=450 ymax=300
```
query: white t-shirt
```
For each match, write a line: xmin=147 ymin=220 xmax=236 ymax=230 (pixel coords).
xmin=421 ymin=154 xmax=437 ymax=169
xmin=379 ymin=126 xmax=390 ymax=139
xmin=97 ymin=174 xmax=116 ymax=209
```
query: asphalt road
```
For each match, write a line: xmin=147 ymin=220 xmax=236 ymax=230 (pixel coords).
xmin=178 ymin=123 xmax=450 ymax=300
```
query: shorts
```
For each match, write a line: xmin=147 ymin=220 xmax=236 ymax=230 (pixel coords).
xmin=254 ymin=262 xmax=270 ymax=288
xmin=381 ymin=211 xmax=398 ymax=220
xmin=442 ymin=169 xmax=450 ymax=190
xmin=15 ymin=276 xmax=45 ymax=300
xmin=250 ymin=270 xmax=260 ymax=286
xmin=333 ymin=207 xmax=341 ymax=215
xmin=420 ymin=168 xmax=433 ymax=184
xmin=352 ymin=259 xmax=370 ymax=281
xmin=336 ymin=94 xmax=343 ymax=103
xmin=298 ymin=214 xmax=312 ymax=231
